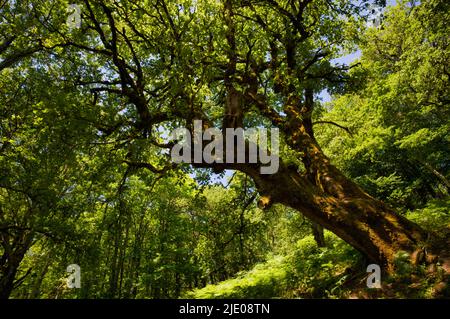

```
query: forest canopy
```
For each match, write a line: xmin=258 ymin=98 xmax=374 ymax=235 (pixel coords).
xmin=0 ymin=0 xmax=449 ymax=299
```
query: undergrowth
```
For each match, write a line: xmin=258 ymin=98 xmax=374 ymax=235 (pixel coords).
xmin=184 ymin=199 xmax=450 ymax=299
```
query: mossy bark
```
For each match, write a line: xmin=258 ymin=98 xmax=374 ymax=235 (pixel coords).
xmin=245 ymin=131 xmax=431 ymax=272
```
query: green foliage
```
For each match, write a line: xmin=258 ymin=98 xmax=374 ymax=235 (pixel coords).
xmin=186 ymin=232 xmax=361 ymax=299
xmin=184 ymin=256 xmax=288 ymax=299
xmin=406 ymin=198 xmax=450 ymax=234
xmin=185 ymin=201 xmax=450 ymax=299
xmin=286 ymin=233 xmax=361 ymax=298
xmin=316 ymin=1 xmax=450 ymax=209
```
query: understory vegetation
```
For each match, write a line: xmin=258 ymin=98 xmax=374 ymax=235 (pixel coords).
xmin=188 ymin=200 xmax=450 ymax=299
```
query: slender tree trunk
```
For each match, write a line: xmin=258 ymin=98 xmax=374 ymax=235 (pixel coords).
xmin=417 ymin=159 xmax=450 ymax=193
xmin=30 ymin=256 xmax=51 ymax=299
xmin=311 ymin=222 xmax=326 ymax=248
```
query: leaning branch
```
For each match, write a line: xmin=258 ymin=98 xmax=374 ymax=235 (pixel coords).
xmin=123 ymin=160 xmax=176 ymax=174
xmin=313 ymin=120 xmax=352 ymax=135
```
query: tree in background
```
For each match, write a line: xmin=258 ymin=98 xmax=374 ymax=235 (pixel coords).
xmin=316 ymin=0 xmax=449 ymax=209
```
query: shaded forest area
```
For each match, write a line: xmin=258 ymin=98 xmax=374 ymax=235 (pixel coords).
xmin=0 ymin=0 xmax=449 ymax=299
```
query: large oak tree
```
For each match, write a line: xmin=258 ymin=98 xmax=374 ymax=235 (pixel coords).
xmin=1 ymin=0 xmax=446 ymax=279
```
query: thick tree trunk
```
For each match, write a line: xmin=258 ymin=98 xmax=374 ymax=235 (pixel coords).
xmin=0 ymin=255 xmax=20 ymax=299
xmin=234 ymin=105 xmax=432 ymax=271
xmin=195 ymin=131 xmax=432 ymax=271
xmin=0 ymin=232 xmax=33 ymax=299
xmin=199 ymin=3 xmax=433 ymax=271
xmin=248 ymin=153 xmax=430 ymax=272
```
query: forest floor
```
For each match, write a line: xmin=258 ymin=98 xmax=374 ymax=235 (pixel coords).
xmin=186 ymin=200 xmax=450 ymax=299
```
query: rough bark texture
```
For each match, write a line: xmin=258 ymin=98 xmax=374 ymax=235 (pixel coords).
xmin=0 ymin=231 xmax=33 ymax=299
xmin=247 ymin=150 xmax=430 ymax=272
xmin=205 ymin=0 xmax=434 ymax=272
